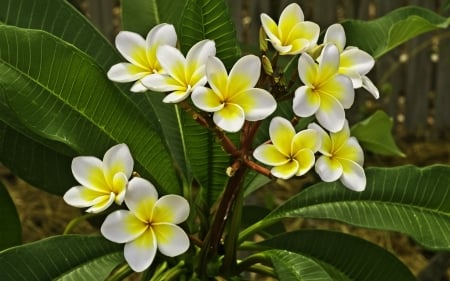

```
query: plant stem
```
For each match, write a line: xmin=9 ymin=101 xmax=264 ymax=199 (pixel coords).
xmin=104 ymin=263 xmax=134 ymax=281
xmin=236 ymin=252 xmax=272 ymax=275
xmin=238 ymin=218 xmax=277 ymax=244
xmin=63 ymin=212 xmax=101 ymax=234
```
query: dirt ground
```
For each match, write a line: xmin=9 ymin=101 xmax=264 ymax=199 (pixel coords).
xmin=1 ymin=139 xmax=449 ymax=280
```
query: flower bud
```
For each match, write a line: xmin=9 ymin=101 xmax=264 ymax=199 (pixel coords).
xmin=261 ymin=55 xmax=273 ymax=76
xmin=259 ymin=27 xmax=268 ymax=52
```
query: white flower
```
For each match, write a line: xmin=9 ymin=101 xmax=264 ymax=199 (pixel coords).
xmin=101 ymin=177 xmax=190 ymax=272
xmin=309 ymin=121 xmax=366 ymax=191
xmin=63 ymin=144 xmax=133 ymax=213
xmin=253 ymin=117 xmax=321 ymax=179
xmin=322 ymin=23 xmax=379 ymax=98
xmin=293 ymin=44 xmax=354 ymax=133
xmin=191 ymin=55 xmax=277 ymax=132
xmin=260 ymin=3 xmax=320 ymax=55
xmin=141 ymin=40 xmax=216 ymax=103
xmin=107 ymin=24 xmax=177 ymax=92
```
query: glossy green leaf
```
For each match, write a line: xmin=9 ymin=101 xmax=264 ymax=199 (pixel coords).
xmin=259 ymin=230 xmax=416 ymax=281
xmin=263 ymin=165 xmax=450 ymax=250
xmin=0 ymin=0 xmax=118 ymax=71
xmin=351 ymin=110 xmax=405 ymax=157
xmin=264 ymin=249 xmax=334 ymax=280
xmin=180 ymin=0 xmax=241 ymax=68
xmin=0 ymin=181 xmax=21 ymax=251
xmin=0 ymin=235 xmax=123 ymax=281
xmin=121 ymin=0 xmax=188 ymax=35
xmin=0 ymin=25 xmax=179 ymax=195
xmin=343 ymin=6 xmax=450 ymax=58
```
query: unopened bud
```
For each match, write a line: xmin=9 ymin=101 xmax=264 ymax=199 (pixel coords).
xmin=259 ymin=27 xmax=268 ymax=52
xmin=308 ymin=44 xmax=324 ymax=60
xmin=261 ymin=55 xmax=273 ymax=76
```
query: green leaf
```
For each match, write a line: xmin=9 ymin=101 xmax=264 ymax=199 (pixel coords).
xmin=351 ymin=110 xmax=405 ymax=157
xmin=241 ymin=205 xmax=285 ymax=238
xmin=259 ymin=230 xmax=416 ymax=281
xmin=0 ymin=0 xmax=118 ymax=72
xmin=264 ymin=249 xmax=334 ymax=280
xmin=180 ymin=0 xmax=241 ymax=68
xmin=0 ymin=25 xmax=179 ymax=195
xmin=342 ymin=6 xmax=450 ymax=58
xmin=121 ymin=0 xmax=188 ymax=35
xmin=264 ymin=165 xmax=450 ymax=250
xmin=0 ymin=181 xmax=21 ymax=251
xmin=0 ymin=235 xmax=123 ymax=281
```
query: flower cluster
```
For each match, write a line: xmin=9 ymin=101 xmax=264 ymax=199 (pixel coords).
xmin=106 ymin=4 xmax=378 ymax=190
xmin=64 ymin=144 xmax=190 ymax=272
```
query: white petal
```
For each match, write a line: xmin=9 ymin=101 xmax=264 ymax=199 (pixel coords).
xmin=269 ymin=116 xmax=295 ymax=156
xmin=146 ymin=23 xmax=177 ymax=48
xmin=228 ymin=55 xmax=260 ymax=94
xmin=130 ymin=80 xmax=149 ymax=93
xmin=292 ymin=129 xmax=321 ymax=153
xmin=213 ymin=103 xmax=245 ymax=132
xmin=141 ymin=73 xmax=184 ymax=92
xmin=107 ymin=63 xmax=148 ymax=83
xmin=153 ymin=223 xmax=190 ymax=257
xmin=115 ymin=31 xmax=147 ymax=68
xmin=308 ymin=122 xmax=332 ymax=156
xmin=71 ymin=156 xmax=107 ymax=192
xmin=63 ymin=185 xmax=103 ymax=208
xmin=191 ymin=86 xmax=224 ymax=112
xmin=324 ymin=23 xmax=346 ymax=52
xmin=206 ymin=56 xmax=228 ymax=96
xmin=339 ymin=159 xmax=366 ymax=191
xmin=318 ymin=44 xmax=340 ymax=81
xmin=103 ymin=144 xmax=134 ymax=181
xmin=101 ymin=210 xmax=147 ymax=243
xmin=126 ymin=177 xmax=158 ymax=222
xmin=260 ymin=14 xmax=281 ymax=48
xmin=163 ymin=90 xmax=191 ymax=103
xmin=253 ymin=144 xmax=289 ymax=166
xmin=315 ymin=156 xmax=342 ymax=182
xmin=298 ymin=52 xmax=317 ymax=86
xmin=85 ymin=193 xmax=115 ymax=213
xmin=279 ymin=3 xmax=305 ymax=35
xmin=152 ymin=195 xmax=190 ymax=224
xmin=271 ymin=160 xmax=299 ymax=179
xmin=231 ymin=88 xmax=276 ymax=121
xmin=340 ymin=47 xmax=374 ymax=76
xmin=362 ymin=75 xmax=380 ymax=99
xmin=124 ymin=229 xmax=157 ymax=272
xmin=315 ymin=94 xmax=345 ymax=133
xmin=186 ymin=39 xmax=216 ymax=70
xmin=324 ymin=74 xmax=354 ymax=109
xmin=293 ymin=86 xmax=320 ymax=117
xmin=157 ymin=45 xmax=186 ymax=84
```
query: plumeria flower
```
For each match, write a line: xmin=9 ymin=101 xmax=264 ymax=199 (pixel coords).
xmin=101 ymin=177 xmax=190 ymax=272
xmin=308 ymin=121 xmax=366 ymax=191
xmin=141 ymin=40 xmax=216 ymax=103
xmin=107 ymin=23 xmax=177 ymax=92
xmin=253 ymin=117 xmax=321 ymax=179
xmin=191 ymin=55 xmax=277 ymax=132
xmin=322 ymin=23 xmax=379 ymax=98
xmin=293 ymin=44 xmax=354 ymax=133
xmin=260 ymin=3 xmax=320 ymax=55
xmin=63 ymin=144 xmax=134 ymax=213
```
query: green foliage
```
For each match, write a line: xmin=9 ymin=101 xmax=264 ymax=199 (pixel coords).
xmin=263 ymin=165 xmax=450 ymax=250
xmin=0 ymin=235 xmax=123 ymax=281
xmin=0 ymin=181 xmax=21 ymax=251
xmin=0 ymin=25 xmax=179 ymax=195
xmin=259 ymin=230 xmax=416 ymax=281
xmin=343 ymin=6 xmax=450 ymax=58
xmin=351 ymin=110 xmax=405 ymax=157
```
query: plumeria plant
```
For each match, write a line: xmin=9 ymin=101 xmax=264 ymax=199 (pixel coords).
xmin=0 ymin=0 xmax=449 ymax=280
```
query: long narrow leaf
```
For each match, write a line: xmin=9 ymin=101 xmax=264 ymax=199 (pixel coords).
xmin=0 ymin=181 xmax=21 ymax=251
xmin=0 ymin=235 xmax=123 ymax=281
xmin=264 ymin=165 xmax=450 ymax=250
xmin=259 ymin=230 xmax=416 ymax=281
xmin=0 ymin=25 xmax=179 ymax=195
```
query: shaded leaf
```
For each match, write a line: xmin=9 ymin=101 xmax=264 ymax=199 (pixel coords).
xmin=0 ymin=181 xmax=21 ymax=251
xmin=180 ymin=0 xmax=241 ymax=68
xmin=0 ymin=235 xmax=123 ymax=281
xmin=351 ymin=110 xmax=405 ymax=157
xmin=259 ymin=230 xmax=416 ymax=281
xmin=121 ymin=0 xmax=188 ymax=35
xmin=0 ymin=25 xmax=179 ymax=195
xmin=264 ymin=165 xmax=450 ymax=250
xmin=343 ymin=6 xmax=450 ymax=58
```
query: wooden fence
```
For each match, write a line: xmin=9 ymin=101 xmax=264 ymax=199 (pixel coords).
xmin=81 ymin=0 xmax=450 ymax=140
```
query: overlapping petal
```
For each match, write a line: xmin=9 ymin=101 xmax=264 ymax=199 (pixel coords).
xmin=269 ymin=116 xmax=295 ymax=156
xmin=260 ymin=3 xmax=319 ymax=55
xmin=271 ymin=160 xmax=299 ymax=179
xmin=64 ymin=144 xmax=134 ymax=213
xmin=107 ymin=24 xmax=178 ymax=92
xmin=340 ymin=159 xmax=366 ymax=191
xmin=253 ymin=144 xmax=290 ymax=166
xmin=193 ymin=55 xmax=276 ymax=132
xmin=152 ymin=195 xmax=190 ymax=224
xmin=315 ymin=155 xmax=343 ymax=182
xmin=101 ymin=210 xmax=147 ymax=243
xmin=124 ymin=229 xmax=157 ymax=272
xmin=125 ymin=178 xmax=158 ymax=222
xmin=152 ymin=223 xmax=190 ymax=256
